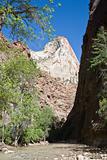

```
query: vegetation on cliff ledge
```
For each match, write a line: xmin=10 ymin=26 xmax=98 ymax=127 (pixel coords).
xmin=90 ymin=26 xmax=107 ymax=125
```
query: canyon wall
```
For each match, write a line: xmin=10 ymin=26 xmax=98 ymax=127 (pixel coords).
xmin=61 ymin=0 xmax=107 ymax=146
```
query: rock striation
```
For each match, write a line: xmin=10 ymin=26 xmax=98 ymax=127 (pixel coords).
xmin=61 ymin=0 xmax=107 ymax=146
xmin=30 ymin=36 xmax=79 ymax=84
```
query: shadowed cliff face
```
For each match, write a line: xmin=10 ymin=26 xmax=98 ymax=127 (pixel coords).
xmin=61 ymin=0 xmax=107 ymax=146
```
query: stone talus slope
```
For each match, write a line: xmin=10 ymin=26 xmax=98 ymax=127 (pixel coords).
xmin=30 ymin=36 xmax=79 ymax=84
xmin=36 ymin=72 xmax=77 ymax=120
xmin=61 ymin=0 xmax=107 ymax=146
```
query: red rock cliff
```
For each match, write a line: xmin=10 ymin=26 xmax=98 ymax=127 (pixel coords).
xmin=61 ymin=0 xmax=107 ymax=146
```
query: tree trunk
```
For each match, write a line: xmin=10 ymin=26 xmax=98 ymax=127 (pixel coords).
xmin=1 ymin=109 xmax=5 ymax=144
xmin=14 ymin=136 xmax=18 ymax=147
xmin=0 ymin=13 xmax=5 ymax=31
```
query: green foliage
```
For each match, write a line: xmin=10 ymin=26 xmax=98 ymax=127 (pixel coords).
xmin=90 ymin=26 xmax=107 ymax=70
xmin=0 ymin=55 xmax=39 ymax=110
xmin=90 ymin=26 xmax=107 ymax=125
xmin=39 ymin=107 xmax=54 ymax=130
xmin=3 ymin=125 xmax=13 ymax=144
xmin=0 ymin=39 xmax=22 ymax=62
xmin=23 ymin=106 xmax=54 ymax=143
xmin=3 ymin=55 xmax=38 ymax=83
xmin=0 ymin=0 xmax=61 ymax=42
xmin=98 ymin=98 xmax=107 ymax=124
xmin=0 ymin=40 xmax=10 ymax=52
xmin=0 ymin=41 xmax=54 ymax=145
xmin=23 ymin=128 xmax=44 ymax=144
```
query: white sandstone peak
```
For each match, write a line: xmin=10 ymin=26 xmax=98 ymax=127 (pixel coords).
xmin=30 ymin=36 xmax=79 ymax=84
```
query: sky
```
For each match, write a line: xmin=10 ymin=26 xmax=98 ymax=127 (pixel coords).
xmin=3 ymin=0 xmax=90 ymax=61
xmin=29 ymin=0 xmax=90 ymax=61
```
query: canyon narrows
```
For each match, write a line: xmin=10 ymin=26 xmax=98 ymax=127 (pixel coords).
xmin=61 ymin=0 xmax=107 ymax=147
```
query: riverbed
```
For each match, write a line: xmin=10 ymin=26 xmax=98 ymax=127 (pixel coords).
xmin=0 ymin=143 xmax=107 ymax=160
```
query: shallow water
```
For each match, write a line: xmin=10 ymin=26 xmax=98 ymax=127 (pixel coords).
xmin=0 ymin=143 xmax=107 ymax=160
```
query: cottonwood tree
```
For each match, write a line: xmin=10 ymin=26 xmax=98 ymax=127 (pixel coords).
xmin=0 ymin=54 xmax=38 ymax=144
xmin=0 ymin=54 xmax=54 ymax=145
xmin=0 ymin=0 xmax=60 ymax=41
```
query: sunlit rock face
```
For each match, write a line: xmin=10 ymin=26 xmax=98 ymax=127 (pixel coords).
xmin=30 ymin=36 xmax=79 ymax=84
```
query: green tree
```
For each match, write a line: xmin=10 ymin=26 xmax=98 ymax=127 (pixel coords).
xmin=0 ymin=0 xmax=60 ymax=41
xmin=0 ymin=52 xmax=54 ymax=145
xmin=90 ymin=26 xmax=107 ymax=70
xmin=23 ymin=106 xmax=54 ymax=144
xmin=0 ymin=54 xmax=39 ymax=144
xmin=90 ymin=26 xmax=107 ymax=124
